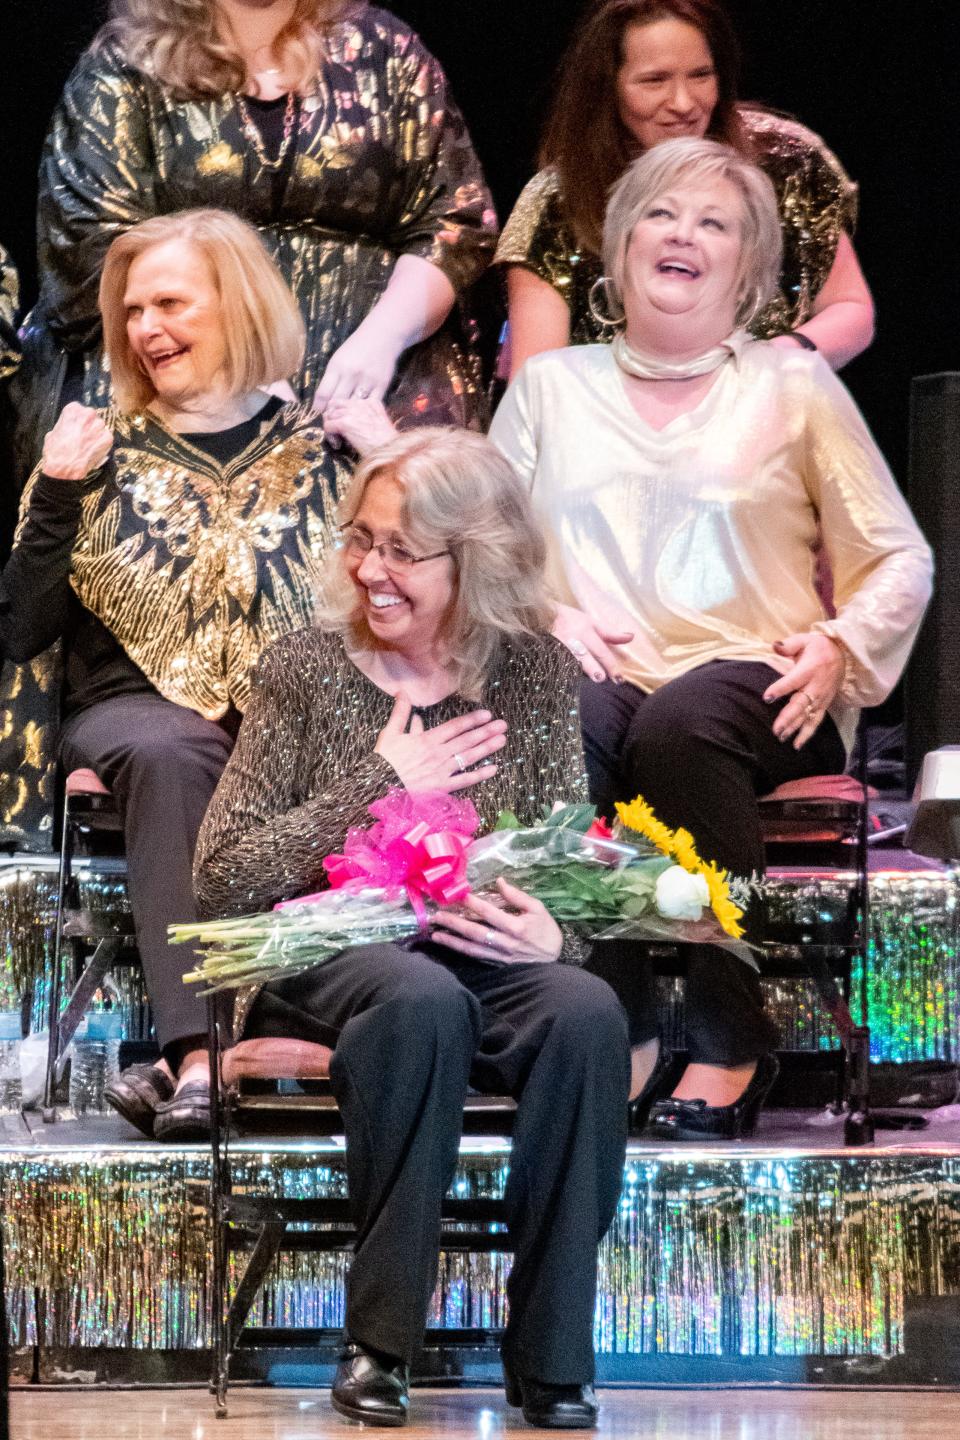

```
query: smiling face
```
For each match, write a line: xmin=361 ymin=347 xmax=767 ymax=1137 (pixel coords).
xmin=622 ymin=176 xmax=744 ymax=338
xmin=124 ymin=240 xmax=227 ymax=408
xmin=616 ymin=18 xmax=719 ymax=151
xmin=345 ymin=471 xmax=457 ymax=661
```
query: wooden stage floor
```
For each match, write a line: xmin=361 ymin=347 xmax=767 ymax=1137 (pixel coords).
xmin=10 ymin=1384 xmax=960 ymax=1438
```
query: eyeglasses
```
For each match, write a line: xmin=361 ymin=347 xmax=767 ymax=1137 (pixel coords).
xmin=339 ymin=525 xmax=451 ymax=571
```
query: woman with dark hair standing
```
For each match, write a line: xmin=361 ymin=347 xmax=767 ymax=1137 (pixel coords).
xmin=498 ymin=0 xmax=873 ymax=375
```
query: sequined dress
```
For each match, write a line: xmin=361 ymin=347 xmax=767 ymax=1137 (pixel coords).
xmin=15 ymin=6 xmax=497 ymax=466
xmin=0 ymin=403 xmax=351 ymax=847
xmin=193 ymin=625 xmax=589 ymax=1032
xmin=0 ymin=245 xmax=18 ymax=383
xmin=495 ymin=110 xmax=857 ymax=343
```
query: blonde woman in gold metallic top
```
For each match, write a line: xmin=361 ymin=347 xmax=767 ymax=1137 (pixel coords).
xmin=491 ymin=138 xmax=933 ymax=1141
xmin=0 ymin=208 xmax=367 ymax=1141
xmin=194 ymin=428 xmax=629 ymax=1429
xmin=497 ymin=0 xmax=873 ymax=376
xmin=15 ymin=0 xmax=496 ymax=475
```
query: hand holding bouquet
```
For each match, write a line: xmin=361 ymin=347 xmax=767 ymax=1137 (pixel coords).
xmin=172 ymin=790 xmax=750 ymax=991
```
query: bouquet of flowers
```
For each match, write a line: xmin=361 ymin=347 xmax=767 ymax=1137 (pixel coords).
xmin=172 ymin=789 xmax=751 ymax=992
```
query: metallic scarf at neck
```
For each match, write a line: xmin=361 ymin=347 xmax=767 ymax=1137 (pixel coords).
xmin=612 ymin=327 xmax=749 ymax=380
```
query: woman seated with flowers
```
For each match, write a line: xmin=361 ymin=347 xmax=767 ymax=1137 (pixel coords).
xmin=193 ymin=428 xmax=630 ymax=1431
xmin=490 ymin=136 xmax=933 ymax=1140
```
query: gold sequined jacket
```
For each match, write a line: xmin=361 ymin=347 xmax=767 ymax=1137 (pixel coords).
xmin=495 ymin=109 xmax=858 ymax=344
xmin=192 ymin=626 xmax=590 ymax=1035
xmin=14 ymin=6 xmax=497 ymax=471
xmin=0 ymin=404 xmax=351 ymax=847
xmin=0 ymin=245 xmax=18 ymax=382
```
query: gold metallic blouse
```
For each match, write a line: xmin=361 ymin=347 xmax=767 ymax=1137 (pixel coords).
xmin=490 ymin=342 xmax=933 ymax=755
xmin=495 ymin=110 xmax=858 ymax=343
xmin=16 ymin=6 xmax=497 ymax=467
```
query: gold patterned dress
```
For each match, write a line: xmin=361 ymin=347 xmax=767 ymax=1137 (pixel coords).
xmin=495 ymin=110 xmax=857 ymax=344
xmin=0 ymin=402 xmax=351 ymax=847
xmin=0 ymin=245 xmax=18 ymax=384
xmin=14 ymin=5 xmax=497 ymax=470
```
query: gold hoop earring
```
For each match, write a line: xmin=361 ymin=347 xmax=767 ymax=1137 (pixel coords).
xmin=587 ymin=275 xmax=625 ymax=330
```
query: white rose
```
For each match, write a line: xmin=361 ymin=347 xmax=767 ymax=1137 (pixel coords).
xmin=655 ymin=865 xmax=710 ymax=922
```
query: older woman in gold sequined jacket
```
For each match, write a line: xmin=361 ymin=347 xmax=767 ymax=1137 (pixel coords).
xmin=497 ymin=0 xmax=873 ymax=376
xmin=14 ymin=1 xmax=497 ymax=478
xmin=0 ymin=208 xmax=363 ymax=1138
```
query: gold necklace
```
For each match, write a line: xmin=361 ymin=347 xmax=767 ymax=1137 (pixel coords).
xmin=235 ymin=90 xmax=298 ymax=172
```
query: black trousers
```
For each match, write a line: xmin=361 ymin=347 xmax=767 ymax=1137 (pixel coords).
xmin=580 ymin=660 xmax=846 ymax=1065
xmin=248 ymin=942 xmax=630 ymax=1382
xmin=60 ymin=692 xmax=235 ymax=1055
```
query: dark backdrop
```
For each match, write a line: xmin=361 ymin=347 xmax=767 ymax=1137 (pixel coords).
xmin=1 ymin=0 xmax=955 ymax=485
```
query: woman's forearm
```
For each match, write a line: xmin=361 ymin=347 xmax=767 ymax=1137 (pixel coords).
xmin=365 ymin=254 xmax=457 ymax=353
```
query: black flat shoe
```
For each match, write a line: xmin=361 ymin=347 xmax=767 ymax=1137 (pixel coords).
xmin=504 ymin=1363 xmax=598 ymax=1429
xmin=104 ymin=1063 xmax=173 ymax=1138
xmin=152 ymin=1081 xmax=212 ymax=1142
xmin=627 ymin=1043 xmax=674 ymax=1136
xmin=331 ymin=1340 xmax=410 ymax=1427
xmin=644 ymin=1053 xmax=780 ymax=1141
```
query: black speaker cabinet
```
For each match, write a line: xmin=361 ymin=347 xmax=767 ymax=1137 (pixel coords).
xmin=906 ymin=373 xmax=960 ymax=788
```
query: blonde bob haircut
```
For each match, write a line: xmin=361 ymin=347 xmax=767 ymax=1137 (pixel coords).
xmin=602 ymin=137 xmax=783 ymax=330
xmin=96 ymin=0 xmax=351 ymax=99
xmin=321 ymin=428 xmax=553 ymax=700
xmin=100 ymin=208 xmax=306 ymax=413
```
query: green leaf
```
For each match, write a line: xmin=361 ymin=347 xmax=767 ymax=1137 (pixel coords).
xmin=494 ymin=810 xmax=523 ymax=831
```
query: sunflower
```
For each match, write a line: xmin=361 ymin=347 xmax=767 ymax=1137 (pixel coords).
xmin=699 ymin=860 xmax=746 ymax=940
xmin=615 ymin=797 xmax=675 ymax=854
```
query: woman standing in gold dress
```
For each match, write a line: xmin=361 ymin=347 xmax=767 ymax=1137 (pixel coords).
xmin=16 ymin=0 xmax=496 ymax=468
xmin=497 ymin=0 xmax=874 ymax=376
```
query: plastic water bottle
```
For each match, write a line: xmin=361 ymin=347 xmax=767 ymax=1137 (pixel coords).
xmin=0 ymin=1011 xmax=22 ymax=1110
xmin=69 ymin=1011 xmax=123 ymax=1116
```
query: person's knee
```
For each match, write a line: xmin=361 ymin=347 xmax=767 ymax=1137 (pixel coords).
xmin=369 ymin=952 xmax=481 ymax=1048
xmin=120 ymin=726 xmax=231 ymax=796
xmin=546 ymin=966 xmax=630 ymax=1057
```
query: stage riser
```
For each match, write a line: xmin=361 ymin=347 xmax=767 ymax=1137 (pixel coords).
xmin=2 ymin=1147 xmax=959 ymax=1376
xmin=2 ymin=866 xmax=959 ymax=1064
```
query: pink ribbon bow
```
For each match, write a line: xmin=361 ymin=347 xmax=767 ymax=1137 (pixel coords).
xmin=276 ymin=789 xmax=480 ymax=923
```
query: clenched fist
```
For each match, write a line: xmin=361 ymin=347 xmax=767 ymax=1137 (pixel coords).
xmin=41 ymin=403 xmax=114 ymax=481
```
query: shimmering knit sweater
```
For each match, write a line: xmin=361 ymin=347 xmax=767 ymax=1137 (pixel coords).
xmin=194 ymin=625 xmax=589 ymax=923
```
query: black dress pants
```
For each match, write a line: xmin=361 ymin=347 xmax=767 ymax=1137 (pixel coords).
xmin=59 ymin=692 xmax=235 ymax=1055
xmin=248 ymin=942 xmax=630 ymax=1382
xmin=580 ymin=660 xmax=846 ymax=1065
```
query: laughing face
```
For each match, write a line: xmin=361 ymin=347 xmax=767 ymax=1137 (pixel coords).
xmin=124 ymin=240 xmax=227 ymax=408
xmin=616 ymin=18 xmax=719 ymax=152
xmin=346 ymin=471 xmax=457 ymax=660
xmin=622 ymin=177 xmax=745 ymax=332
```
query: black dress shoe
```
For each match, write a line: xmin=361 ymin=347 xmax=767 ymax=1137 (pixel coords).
xmin=504 ymin=1365 xmax=598 ymax=1429
xmin=331 ymin=1340 xmax=410 ymax=1427
xmin=645 ymin=1053 xmax=780 ymax=1141
xmin=104 ymin=1063 xmax=173 ymax=1138
xmin=627 ymin=1044 xmax=674 ymax=1136
xmin=152 ymin=1081 xmax=212 ymax=1142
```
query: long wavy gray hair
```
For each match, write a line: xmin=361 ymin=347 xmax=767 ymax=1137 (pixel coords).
xmin=321 ymin=429 xmax=554 ymax=701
